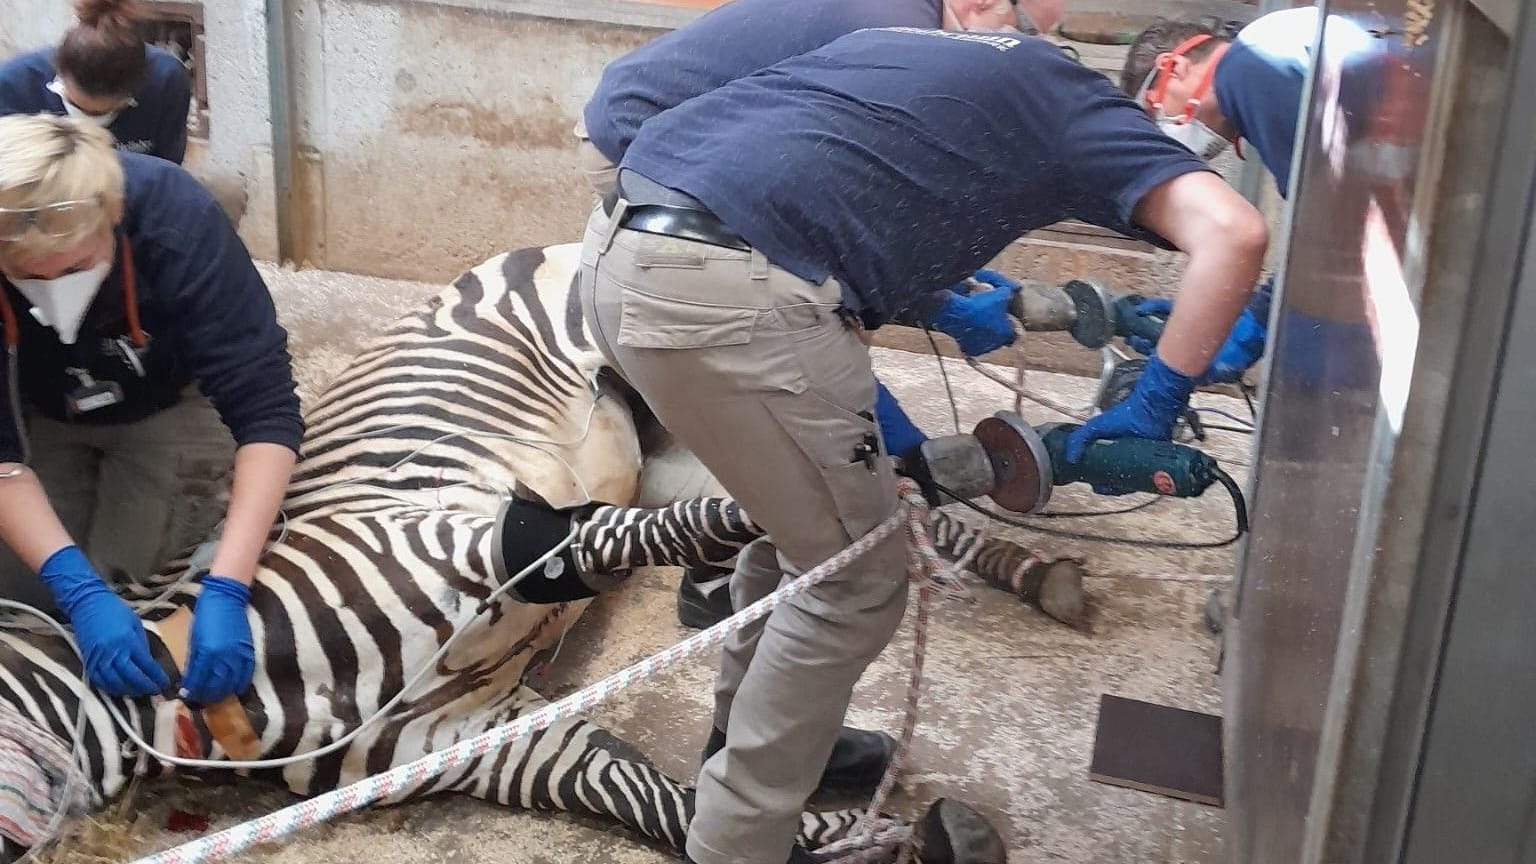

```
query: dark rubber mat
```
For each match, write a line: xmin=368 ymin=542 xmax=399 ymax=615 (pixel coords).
xmin=1089 ymin=694 xmax=1224 ymax=807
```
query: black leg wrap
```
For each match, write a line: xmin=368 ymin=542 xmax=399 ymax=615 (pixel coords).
xmin=492 ymin=497 xmax=594 ymax=604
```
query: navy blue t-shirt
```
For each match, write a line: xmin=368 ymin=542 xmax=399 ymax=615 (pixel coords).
xmin=622 ymin=28 xmax=1212 ymax=326
xmin=0 ymin=46 xmax=192 ymax=164
xmin=1215 ymin=7 xmax=1379 ymax=199
xmin=583 ymin=0 xmax=942 ymax=165
xmin=0 ymin=154 xmax=302 ymax=463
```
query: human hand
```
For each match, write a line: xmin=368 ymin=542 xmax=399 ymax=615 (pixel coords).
xmin=929 ymin=272 xmax=1020 ymax=356
xmin=181 ymin=575 xmax=255 ymax=705
xmin=1065 ymin=355 xmax=1196 ymax=470
xmin=39 ymin=546 xmax=169 ymax=697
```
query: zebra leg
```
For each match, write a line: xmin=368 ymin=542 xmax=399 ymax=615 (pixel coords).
xmin=444 ymin=711 xmax=879 ymax=854
xmin=495 ymin=497 xmax=762 ymax=605
xmin=929 ymin=510 xmax=1088 ymax=629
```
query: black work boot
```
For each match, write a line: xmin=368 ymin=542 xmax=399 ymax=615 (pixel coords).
xmin=702 ymin=725 xmax=897 ymax=795
xmin=677 ymin=568 xmax=734 ymax=630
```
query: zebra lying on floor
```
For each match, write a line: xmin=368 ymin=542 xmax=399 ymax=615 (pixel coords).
xmin=0 ymin=243 xmax=1072 ymax=862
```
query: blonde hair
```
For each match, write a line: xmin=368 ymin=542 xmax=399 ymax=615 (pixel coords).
xmin=0 ymin=114 xmax=124 ymax=264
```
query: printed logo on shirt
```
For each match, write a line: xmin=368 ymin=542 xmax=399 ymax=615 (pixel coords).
xmin=876 ymin=27 xmax=1022 ymax=53
xmin=119 ymin=140 xmax=154 ymax=154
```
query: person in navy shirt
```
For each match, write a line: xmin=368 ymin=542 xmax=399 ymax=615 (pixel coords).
xmin=0 ymin=0 xmax=193 ymax=165
xmin=1114 ymin=8 xmax=1382 ymax=384
xmin=577 ymin=0 xmax=1064 ymax=197
xmin=579 ymin=0 xmax=1065 ymax=641
xmin=580 ymin=26 xmax=1265 ymax=864
xmin=0 ymin=116 xmax=300 ymax=707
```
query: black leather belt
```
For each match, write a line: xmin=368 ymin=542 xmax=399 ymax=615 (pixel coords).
xmin=621 ymin=206 xmax=750 ymax=252
xmin=607 ymin=170 xmax=750 ymax=252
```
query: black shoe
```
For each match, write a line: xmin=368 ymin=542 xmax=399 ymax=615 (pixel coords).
xmin=677 ymin=568 xmax=734 ymax=630
xmin=702 ymin=725 xmax=897 ymax=795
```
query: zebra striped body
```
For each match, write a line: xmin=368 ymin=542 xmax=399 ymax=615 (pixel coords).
xmin=0 ymin=243 xmax=1044 ymax=862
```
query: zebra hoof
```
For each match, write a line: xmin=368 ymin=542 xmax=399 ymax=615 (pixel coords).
xmin=909 ymin=798 xmax=1007 ymax=864
xmin=1036 ymin=560 xmax=1087 ymax=629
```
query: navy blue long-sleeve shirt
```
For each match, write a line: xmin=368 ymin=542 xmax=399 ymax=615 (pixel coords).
xmin=0 ymin=46 xmax=191 ymax=164
xmin=0 ymin=154 xmax=302 ymax=463
xmin=583 ymin=0 xmax=942 ymax=166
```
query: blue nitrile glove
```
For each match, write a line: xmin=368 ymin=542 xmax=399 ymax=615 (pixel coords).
xmin=1065 ymin=355 xmax=1196 ymax=493
xmin=1123 ymin=297 xmax=1172 ymax=357
xmin=1202 ymin=307 xmax=1267 ymax=384
xmin=927 ymin=271 xmax=1021 ymax=357
xmin=180 ymin=576 xmax=255 ymax=706
xmin=875 ymin=381 xmax=927 ymax=460
xmin=1126 ymin=298 xmax=1266 ymax=385
xmin=969 ymin=269 xmax=1019 ymax=294
xmin=38 ymin=546 xmax=169 ymax=697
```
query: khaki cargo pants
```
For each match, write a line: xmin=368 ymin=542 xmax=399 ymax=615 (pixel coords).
xmin=0 ymin=393 xmax=234 ymax=610
xmin=579 ymin=208 xmax=909 ymax=864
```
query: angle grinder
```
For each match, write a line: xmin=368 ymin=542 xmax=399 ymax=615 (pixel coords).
xmin=1005 ymin=279 xmax=1169 ymax=351
xmin=900 ymin=411 xmax=1225 ymax=514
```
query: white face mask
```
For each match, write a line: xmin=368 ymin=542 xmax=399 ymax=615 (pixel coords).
xmin=46 ymin=77 xmax=128 ymax=127
xmin=1156 ymin=115 xmax=1230 ymax=161
xmin=10 ymin=260 xmax=112 ymax=345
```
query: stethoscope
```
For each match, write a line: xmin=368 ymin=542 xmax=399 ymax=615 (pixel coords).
xmin=0 ymin=240 xmax=145 ymax=469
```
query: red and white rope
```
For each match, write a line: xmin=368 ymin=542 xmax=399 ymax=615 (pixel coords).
xmin=965 ymin=319 xmax=1089 ymax=422
xmin=131 ymin=481 xmax=958 ymax=864
xmin=819 ymin=502 xmax=980 ymax=864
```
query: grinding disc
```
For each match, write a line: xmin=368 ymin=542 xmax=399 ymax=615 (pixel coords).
xmin=1100 ymin=358 xmax=1146 ymax=412
xmin=973 ymin=412 xmax=1053 ymax=513
xmin=1063 ymin=279 xmax=1114 ymax=349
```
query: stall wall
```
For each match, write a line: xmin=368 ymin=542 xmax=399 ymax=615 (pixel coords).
xmin=0 ymin=0 xmax=1252 ymax=295
xmin=1224 ymin=1 xmax=1451 ymax=861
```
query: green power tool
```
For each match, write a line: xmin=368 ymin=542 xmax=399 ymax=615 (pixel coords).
xmin=905 ymin=411 xmax=1226 ymax=514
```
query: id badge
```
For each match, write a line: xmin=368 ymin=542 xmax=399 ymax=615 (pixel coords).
xmin=66 ymin=378 xmax=124 ymax=415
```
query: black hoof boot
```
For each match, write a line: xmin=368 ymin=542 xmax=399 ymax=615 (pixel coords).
xmin=910 ymin=798 xmax=1007 ymax=864
xmin=702 ymin=725 xmax=897 ymax=795
xmin=677 ymin=567 xmax=734 ymax=630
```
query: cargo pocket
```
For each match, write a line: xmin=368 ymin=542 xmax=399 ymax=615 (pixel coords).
xmin=617 ymin=287 xmax=759 ymax=350
xmin=162 ymin=453 xmax=233 ymax=565
xmin=785 ymin=314 xmax=876 ymax=423
xmin=819 ymin=457 xmax=900 ymax=542
xmin=761 ymin=385 xmax=897 ymax=545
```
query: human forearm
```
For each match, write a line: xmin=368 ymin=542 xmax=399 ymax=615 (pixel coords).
xmin=1131 ymin=172 xmax=1268 ymax=377
xmin=207 ymin=444 xmax=295 ymax=585
xmin=1155 ymin=242 xmax=1263 ymax=377
xmin=0 ymin=467 xmax=75 ymax=572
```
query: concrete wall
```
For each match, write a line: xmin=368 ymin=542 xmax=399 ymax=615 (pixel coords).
xmin=281 ymin=2 xmax=658 ymax=279
xmin=1 ymin=0 xmax=1265 ymax=294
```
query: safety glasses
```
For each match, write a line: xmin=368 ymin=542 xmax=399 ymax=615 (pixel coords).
xmin=0 ymin=197 xmax=106 ymax=243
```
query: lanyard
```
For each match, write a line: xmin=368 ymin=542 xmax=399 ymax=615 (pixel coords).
xmin=0 ymin=238 xmax=145 ymax=350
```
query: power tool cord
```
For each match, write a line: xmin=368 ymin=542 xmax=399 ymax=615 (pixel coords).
xmin=931 ymin=464 xmax=1249 ymax=550
xmin=1029 ymin=496 xmax=1165 ymax=519
xmin=923 ymin=325 xmax=963 ymax=435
